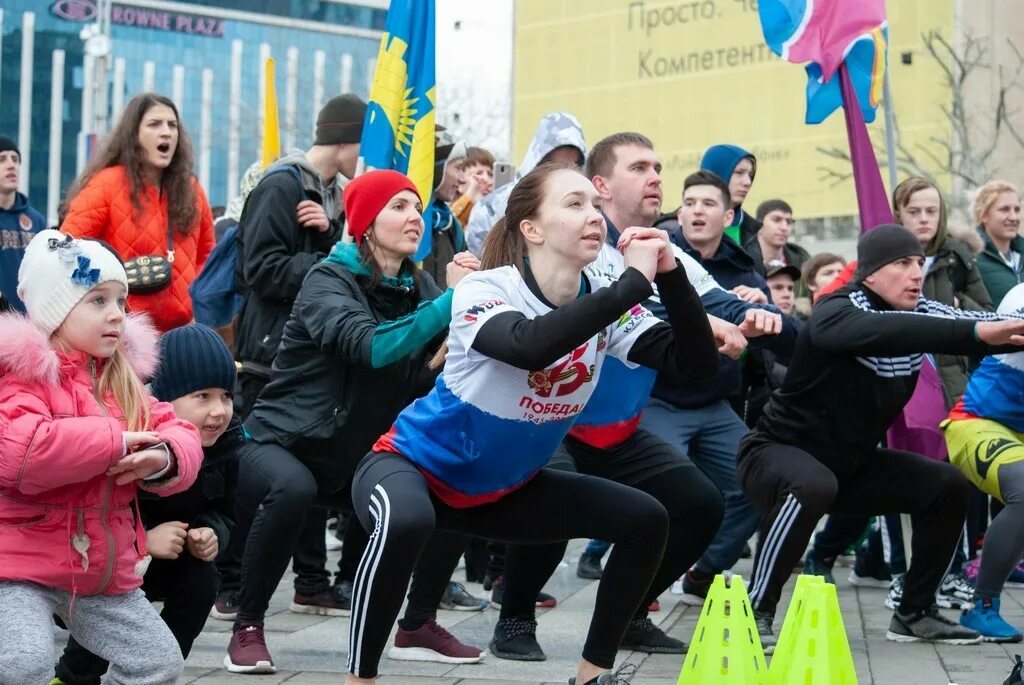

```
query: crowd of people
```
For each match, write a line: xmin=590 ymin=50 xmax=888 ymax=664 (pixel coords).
xmin=0 ymin=87 xmax=1023 ymax=685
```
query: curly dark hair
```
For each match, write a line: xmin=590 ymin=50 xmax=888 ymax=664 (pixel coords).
xmin=63 ymin=93 xmax=199 ymax=234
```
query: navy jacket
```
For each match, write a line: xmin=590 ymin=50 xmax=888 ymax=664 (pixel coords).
xmin=0 ymin=193 xmax=45 ymax=312
xmin=652 ymin=232 xmax=796 ymax=409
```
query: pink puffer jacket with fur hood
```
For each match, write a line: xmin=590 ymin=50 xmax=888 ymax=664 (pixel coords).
xmin=0 ymin=313 xmax=202 ymax=596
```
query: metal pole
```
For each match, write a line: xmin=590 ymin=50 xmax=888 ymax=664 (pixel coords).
xmin=313 ymin=49 xmax=325 ymax=136
xmin=228 ymin=39 xmax=243 ymax=205
xmin=0 ymin=9 xmax=5 ymax=109
xmin=258 ymin=42 xmax=271 ymax=142
xmin=143 ymin=61 xmax=155 ymax=92
xmin=18 ymin=12 xmax=34 ymax=195
xmin=285 ymin=47 xmax=298 ymax=151
xmin=340 ymin=53 xmax=352 ymax=94
xmin=111 ymin=57 xmax=126 ymax=121
xmin=366 ymin=58 xmax=376 ymax=99
xmin=199 ymin=68 xmax=213 ymax=192
xmin=78 ymin=52 xmax=94 ymax=175
xmin=48 ymin=49 xmax=65 ymax=226
xmin=172 ymin=64 xmax=185 ymax=110
xmin=882 ymin=61 xmax=899 ymax=192
xmin=93 ymin=0 xmax=112 ymax=135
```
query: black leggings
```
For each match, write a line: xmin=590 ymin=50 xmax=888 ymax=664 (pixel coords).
xmin=234 ymin=441 xmax=467 ymax=626
xmin=500 ymin=430 xmax=724 ymax=622
xmin=348 ymin=451 xmax=669 ymax=678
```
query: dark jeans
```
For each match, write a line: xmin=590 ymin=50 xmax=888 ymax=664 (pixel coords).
xmin=234 ymin=440 xmax=463 ymax=625
xmin=348 ymin=451 xmax=669 ymax=678
xmin=738 ymin=433 xmax=971 ymax=616
xmin=54 ymin=554 xmax=219 ymax=684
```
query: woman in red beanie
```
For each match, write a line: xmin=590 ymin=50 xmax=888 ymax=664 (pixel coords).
xmin=223 ymin=170 xmax=481 ymax=673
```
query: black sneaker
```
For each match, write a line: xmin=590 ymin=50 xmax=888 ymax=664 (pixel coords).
xmin=848 ymin=544 xmax=891 ymax=589
xmin=755 ymin=610 xmax=777 ymax=655
xmin=290 ymin=580 xmax=352 ymax=616
xmin=490 ymin=617 xmax=546 ymax=661
xmin=620 ymin=616 xmax=686 ymax=654
xmin=1004 ymin=654 xmax=1024 ymax=684
xmin=886 ymin=606 xmax=983 ymax=645
xmin=577 ymin=552 xmax=604 ymax=580
xmin=439 ymin=581 xmax=487 ymax=611
xmin=679 ymin=569 xmax=713 ymax=607
xmin=802 ymin=551 xmax=836 ymax=584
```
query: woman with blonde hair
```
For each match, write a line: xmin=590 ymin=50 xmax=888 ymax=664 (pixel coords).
xmin=974 ymin=180 xmax=1023 ymax=308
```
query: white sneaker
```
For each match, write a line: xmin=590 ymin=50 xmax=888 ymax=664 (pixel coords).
xmin=325 ymin=518 xmax=343 ymax=551
xmin=884 ymin=574 xmax=904 ymax=610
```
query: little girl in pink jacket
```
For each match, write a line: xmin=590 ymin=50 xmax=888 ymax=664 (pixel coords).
xmin=0 ymin=230 xmax=203 ymax=684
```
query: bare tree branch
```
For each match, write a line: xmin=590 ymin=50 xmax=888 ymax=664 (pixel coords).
xmin=818 ymin=28 xmax=1024 ymax=224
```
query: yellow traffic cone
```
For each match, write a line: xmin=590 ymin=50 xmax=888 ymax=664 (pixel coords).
xmin=770 ymin=574 xmax=825 ymax=679
xmin=768 ymin=580 xmax=858 ymax=685
xmin=677 ymin=574 xmax=769 ymax=685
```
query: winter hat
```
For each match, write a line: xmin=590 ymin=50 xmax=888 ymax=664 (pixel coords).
xmin=854 ymin=224 xmax=925 ymax=280
xmin=150 ymin=324 xmax=237 ymax=402
xmin=433 ymin=126 xmax=468 ymax=190
xmin=700 ymin=144 xmax=756 ymax=186
xmin=344 ymin=169 xmax=420 ymax=244
xmin=0 ymin=135 xmax=20 ymax=158
xmin=17 ymin=229 xmax=128 ymax=336
xmin=315 ymin=94 xmax=367 ymax=146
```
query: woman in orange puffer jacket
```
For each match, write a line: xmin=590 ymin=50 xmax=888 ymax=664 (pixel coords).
xmin=62 ymin=93 xmax=215 ymax=332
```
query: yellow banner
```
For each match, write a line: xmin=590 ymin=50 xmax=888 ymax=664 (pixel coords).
xmin=514 ymin=0 xmax=954 ymax=220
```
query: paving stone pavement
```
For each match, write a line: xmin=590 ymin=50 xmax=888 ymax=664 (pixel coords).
xmin=56 ymin=540 xmax=1024 ymax=684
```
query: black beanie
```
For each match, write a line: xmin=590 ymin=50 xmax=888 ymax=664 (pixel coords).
xmin=854 ymin=224 xmax=925 ymax=280
xmin=315 ymin=94 xmax=367 ymax=146
xmin=0 ymin=135 xmax=20 ymax=158
xmin=150 ymin=324 xmax=237 ymax=402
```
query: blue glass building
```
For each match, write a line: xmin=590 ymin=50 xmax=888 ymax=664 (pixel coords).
xmin=1 ymin=0 xmax=385 ymax=216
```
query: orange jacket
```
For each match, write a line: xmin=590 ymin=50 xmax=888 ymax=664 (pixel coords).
xmin=62 ymin=166 xmax=215 ymax=332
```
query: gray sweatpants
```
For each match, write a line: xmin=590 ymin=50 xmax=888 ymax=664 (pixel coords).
xmin=0 ymin=581 xmax=183 ymax=685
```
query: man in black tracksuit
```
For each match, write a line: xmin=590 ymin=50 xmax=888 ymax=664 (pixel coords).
xmin=739 ymin=225 xmax=1024 ymax=651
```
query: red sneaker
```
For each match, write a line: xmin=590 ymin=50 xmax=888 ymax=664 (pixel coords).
xmin=210 ymin=592 xmax=239 ymax=621
xmin=536 ymin=591 xmax=557 ymax=608
xmin=387 ymin=619 xmax=485 ymax=664
xmin=649 ymin=599 xmax=661 ymax=612
xmin=223 ymin=624 xmax=275 ymax=674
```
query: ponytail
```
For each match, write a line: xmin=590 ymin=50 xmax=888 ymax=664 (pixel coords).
xmin=428 ymin=162 xmax=576 ymax=370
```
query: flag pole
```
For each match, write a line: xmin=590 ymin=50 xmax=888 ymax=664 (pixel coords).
xmin=882 ymin=64 xmax=899 ymax=193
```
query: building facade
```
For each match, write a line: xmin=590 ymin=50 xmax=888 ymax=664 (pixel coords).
xmin=513 ymin=0 xmax=1024 ymax=247
xmin=2 ymin=0 xmax=386 ymax=224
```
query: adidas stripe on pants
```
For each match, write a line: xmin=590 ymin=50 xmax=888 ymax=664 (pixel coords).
xmin=737 ymin=431 xmax=972 ymax=617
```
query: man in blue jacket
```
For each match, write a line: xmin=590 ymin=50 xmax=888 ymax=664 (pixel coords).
xmin=643 ymin=170 xmax=794 ymax=606
xmin=0 ymin=136 xmax=45 ymax=312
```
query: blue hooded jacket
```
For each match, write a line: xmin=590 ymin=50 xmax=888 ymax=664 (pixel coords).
xmin=0 ymin=192 xmax=45 ymax=312
xmin=700 ymin=144 xmax=761 ymax=246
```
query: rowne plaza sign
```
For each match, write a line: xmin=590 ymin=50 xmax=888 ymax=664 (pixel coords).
xmin=50 ymin=0 xmax=225 ymax=38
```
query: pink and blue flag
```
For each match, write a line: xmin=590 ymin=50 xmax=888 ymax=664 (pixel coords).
xmin=759 ymin=0 xmax=888 ymax=124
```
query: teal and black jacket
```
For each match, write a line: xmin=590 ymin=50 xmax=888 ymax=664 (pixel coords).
xmin=244 ymin=242 xmax=452 ymax=492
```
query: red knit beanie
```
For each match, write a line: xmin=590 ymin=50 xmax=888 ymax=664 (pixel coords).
xmin=344 ymin=170 xmax=421 ymax=244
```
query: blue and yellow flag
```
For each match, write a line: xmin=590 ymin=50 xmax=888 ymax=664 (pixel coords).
xmin=360 ymin=0 xmax=436 ymax=260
